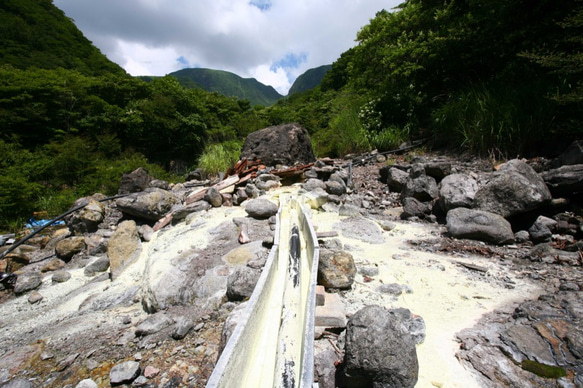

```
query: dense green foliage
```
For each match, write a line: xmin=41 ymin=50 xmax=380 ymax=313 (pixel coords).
xmin=1 ymin=0 xmax=582 ymax=230
xmin=168 ymin=68 xmax=283 ymax=107
xmin=288 ymin=65 xmax=332 ymax=95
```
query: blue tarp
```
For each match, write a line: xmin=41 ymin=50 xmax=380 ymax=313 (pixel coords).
xmin=25 ymin=217 xmax=65 ymax=229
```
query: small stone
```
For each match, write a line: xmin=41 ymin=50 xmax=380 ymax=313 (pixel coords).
xmin=51 ymin=270 xmax=71 ymax=283
xmin=379 ymin=283 xmax=404 ymax=296
xmin=110 ymin=360 xmax=141 ymax=385
xmin=359 ymin=267 xmax=379 ymax=277
xmin=559 ymin=282 xmax=580 ymax=291
xmin=380 ymin=221 xmax=396 ymax=231
xmin=40 ymin=258 xmax=66 ymax=272
xmin=143 ymin=365 xmax=160 ymax=378
xmin=1 ymin=378 xmax=33 ymax=388
xmin=27 ymin=291 xmax=43 ymax=304
xmin=131 ymin=376 xmax=149 ymax=387
xmin=75 ymin=379 xmax=98 ymax=388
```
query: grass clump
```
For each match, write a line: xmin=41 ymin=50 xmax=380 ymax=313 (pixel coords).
xmin=197 ymin=141 xmax=242 ymax=177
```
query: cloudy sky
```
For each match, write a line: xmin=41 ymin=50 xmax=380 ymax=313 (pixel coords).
xmin=53 ymin=0 xmax=401 ymax=95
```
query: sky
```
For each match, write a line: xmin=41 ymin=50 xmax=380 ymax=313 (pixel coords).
xmin=53 ymin=0 xmax=402 ymax=95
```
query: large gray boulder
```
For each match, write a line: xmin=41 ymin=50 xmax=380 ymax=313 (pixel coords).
xmin=244 ymin=198 xmax=279 ymax=219
xmin=541 ymin=164 xmax=583 ymax=197
xmin=446 ymin=207 xmax=515 ymax=245
xmin=345 ymin=305 xmax=419 ymax=388
xmin=439 ymin=173 xmax=478 ymax=212
xmin=116 ymin=188 xmax=180 ymax=222
xmin=118 ymin=167 xmax=152 ymax=194
xmin=473 ymin=159 xmax=552 ymax=218
xmin=239 ymin=123 xmax=316 ymax=166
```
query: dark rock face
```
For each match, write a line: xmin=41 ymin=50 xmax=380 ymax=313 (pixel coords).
xmin=446 ymin=207 xmax=515 ymax=245
xmin=401 ymin=171 xmax=439 ymax=202
xmin=542 ymin=164 xmax=583 ymax=197
xmin=239 ymin=123 xmax=316 ymax=166
xmin=401 ymin=197 xmax=433 ymax=220
xmin=551 ymin=140 xmax=583 ymax=167
xmin=118 ymin=167 xmax=152 ymax=195
xmin=473 ymin=159 xmax=552 ymax=218
xmin=345 ymin=305 xmax=419 ymax=388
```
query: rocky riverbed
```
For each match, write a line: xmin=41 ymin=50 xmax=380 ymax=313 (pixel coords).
xmin=1 ymin=146 xmax=582 ymax=388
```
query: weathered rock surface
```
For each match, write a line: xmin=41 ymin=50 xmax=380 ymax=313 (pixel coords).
xmin=116 ymin=188 xmax=180 ymax=221
xmin=55 ymin=236 xmax=86 ymax=261
xmin=226 ymin=266 xmax=261 ymax=301
xmin=473 ymin=159 xmax=552 ymax=218
xmin=447 ymin=207 xmax=515 ymax=244
xmin=244 ymin=198 xmax=278 ymax=219
xmin=401 ymin=169 xmax=439 ymax=202
xmin=239 ymin=123 xmax=316 ymax=166
xmin=345 ymin=305 xmax=419 ymax=388
xmin=439 ymin=173 xmax=478 ymax=212
xmin=109 ymin=360 xmax=141 ymax=385
xmin=66 ymin=198 xmax=105 ymax=234
xmin=318 ymin=249 xmax=356 ymax=290
xmin=13 ymin=272 xmax=42 ymax=295
xmin=107 ymin=220 xmax=142 ymax=280
xmin=118 ymin=167 xmax=152 ymax=194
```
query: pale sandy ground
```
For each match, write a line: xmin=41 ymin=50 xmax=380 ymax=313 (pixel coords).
xmin=310 ymin=207 xmax=542 ymax=388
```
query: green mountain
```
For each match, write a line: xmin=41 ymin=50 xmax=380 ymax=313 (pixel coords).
xmin=168 ymin=68 xmax=283 ymax=106
xmin=288 ymin=65 xmax=332 ymax=95
xmin=0 ymin=0 xmax=125 ymax=76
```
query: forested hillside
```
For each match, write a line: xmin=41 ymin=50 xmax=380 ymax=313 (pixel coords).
xmin=169 ymin=68 xmax=283 ymax=106
xmin=288 ymin=65 xmax=332 ymax=95
xmin=0 ymin=0 xmax=581 ymax=231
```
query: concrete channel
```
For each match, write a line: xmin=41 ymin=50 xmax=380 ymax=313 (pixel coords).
xmin=206 ymin=194 xmax=320 ymax=388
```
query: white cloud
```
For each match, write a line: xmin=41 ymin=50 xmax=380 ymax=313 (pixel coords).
xmin=54 ymin=0 xmax=401 ymax=94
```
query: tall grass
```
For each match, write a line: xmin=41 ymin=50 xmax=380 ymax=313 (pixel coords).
xmin=198 ymin=140 xmax=242 ymax=176
xmin=432 ymin=82 xmax=553 ymax=156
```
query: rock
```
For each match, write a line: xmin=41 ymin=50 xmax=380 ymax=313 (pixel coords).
xmin=379 ymin=283 xmax=406 ymax=296
xmin=401 ymin=197 xmax=433 ymax=220
xmin=401 ymin=172 xmax=439 ymax=202
xmin=245 ymin=183 xmax=261 ymax=199
xmin=218 ymin=302 xmax=248 ymax=354
xmin=325 ymin=180 xmax=346 ymax=196
xmin=314 ymin=348 xmax=340 ymax=388
xmin=304 ymin=188 xmax=328 ymax=209
xmin=172 ymin=317 xmax=195 ymax=340
xmin=226 ymin=266 xmax=262 ymax=301
xmin=66 ymin=198 xmax=106 ymax=234
xmin=84 ymin=256 xmax=110 ymax=276
xmin=118 ymin=167 xmax=152 ymax=195
xmin=384 ymin=167 xmax=409 ymax=193
xmin=40 ymin=258 xmax=66 ymax=272
xmin=27 ymin=291 xmax=43 ymax=304
xmin=115 ymin=188 xmax=180 ymax=221
xmin=240 ymin=123 xmax=316 ymax=167
xmin=75 ymin=379 xmax=98 ymax=388
xmin=109 ymin=360 xmax=141 ymax=385
xmin=345 ymin=305 xmax=419 ymax=388
xmin=302 ymin=178 xmax=327 ymax=192
xmin=473 ymin=159 xmax=552 ymax=218
xmin=338 ymin=204 xmax=361 ymax=217
xmin=55 ymin=236 xmax=86 ymax=261
xmin=135 ymin=313 xmax=174 ymax=336
xmin=541 ymin=164 xmax=583 ymax=197
xmin=424 ymin=161 xmax=451 ymax=182
xmin=51 ymin=270 xmax=71 ymax=283
xmin=107 ymin=220 xmax=142 ymax=281
xmin=514 ymin=230 xmax=530 ymax=243
xmin=551 ymin=140 xmax=583 ymax=167
xmin=172 ymin=201 xmax=212 ymax=221
xmin=244 ymin=198 xmax=279 ymax=219
xmin=233 ymin=187 xmax=248 ymax=206
xmin=389 ymin=308 xmax=426 ymax=345
xmin=333 ymin=217 xmax=384 ymax=244
xmin=439 ymin=173 xmax=478 ymax=212
xmin=318 ymin=249 xmax=356 ymax=290
xmin=143 ymin=365 xmax=160 ymax=378
xmin=1 ymin=379 xmax=33 ymax=388
xmin=13 ymin=272 xmax=42 ymax=295
xmin=446 ymin=207 xmax=515 ymax=245
xmin=528 ymin=216 xmax=556 ymax=243
xmin=204 ymin=187 xmax=223 ymax=207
